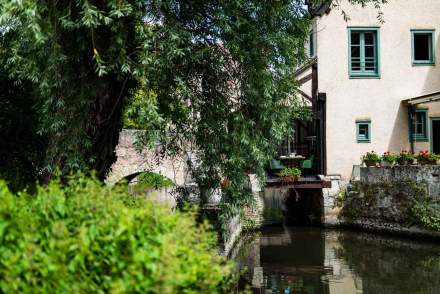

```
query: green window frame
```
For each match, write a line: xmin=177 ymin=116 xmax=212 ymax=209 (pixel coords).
xmin=348 ymin=27 xmax=380 ymax=78
xmin=410 ymin=109 xmax=428 ymax=142
xmin=356 ymin=120 xmax=371 ymax=143
xmin=411 ymin=29 xmax=435 ymax=65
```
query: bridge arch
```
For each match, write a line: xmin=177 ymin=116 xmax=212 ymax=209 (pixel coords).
xmin=107 ymin=129 xmax=189 ymax=186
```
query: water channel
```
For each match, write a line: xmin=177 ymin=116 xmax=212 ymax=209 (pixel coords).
xmin=235 ymin=226 xmax=440 ymax=294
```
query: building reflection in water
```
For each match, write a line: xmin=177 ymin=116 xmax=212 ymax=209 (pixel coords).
xmin=236 ymin=226 xmax=440 ymax=294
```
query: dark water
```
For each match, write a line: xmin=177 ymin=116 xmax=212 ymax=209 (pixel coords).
xmin=235 ymin=226 xmax=440 ymax=294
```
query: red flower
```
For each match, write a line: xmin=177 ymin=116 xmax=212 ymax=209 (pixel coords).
xmin=220 ymin=178 xmax=230 ymax=188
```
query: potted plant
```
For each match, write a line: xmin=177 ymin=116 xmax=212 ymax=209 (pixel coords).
xmin=278 ymin=167 xmax=301 ymax=183
xmin=361 ymin=151 xmax=380 ymax=167
xmin=397 ymin=150 xmax=416 ymax=165
xmin=381 ymin=151 xmax=396 ymax=167
xmin=417 ymin=150 xmax=437 ymax=165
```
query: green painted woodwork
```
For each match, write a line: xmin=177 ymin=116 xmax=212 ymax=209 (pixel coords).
xmin=411 ymin=29 xmax=435 ymax=65
xmin=348 ymin=27 xmax=380 ymax=78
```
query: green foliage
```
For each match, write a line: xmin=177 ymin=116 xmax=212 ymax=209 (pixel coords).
xmin=0 ymin=176 xmax=233 ymax=293
xmin=137 ymin=1 xmax=313 ymax=221
xmin=278 ymin=167 xmax=302 ymax=178
xmin=361 ymin=151 xmax=381 ymax=163
xmin=381 ymin=152 xmax=397 ymax=164
xmin=412 ymin=199 xmax=440 ymax=232
xmin=0 ymin=34 xmax=46 ymax=191
xmin=397 ymin=150 xmax=416 ymax=165
xmin=136 ymin=172 xmax=174 ymax=190
xmin=416 ymin=150 xmax=438 ymax=164
xmin=0 ymin=0 xmax=386 ymax=217
xmin=123 ymin=89 xmax=161 ymax=130
xmin=0 ymin=0 xmax=143 ymax=178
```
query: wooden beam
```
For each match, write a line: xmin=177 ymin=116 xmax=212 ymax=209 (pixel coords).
xmin=294 ymin=57 xmax=318 ymax=77
xmin=298 ymin=73 xmax=312 ymax=85
xmin=297 ymin=89 xmax=312 ymax=102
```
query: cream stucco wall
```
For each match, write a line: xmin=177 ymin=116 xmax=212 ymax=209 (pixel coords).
xmin=316 ymin=0 xmax=440 ymax=179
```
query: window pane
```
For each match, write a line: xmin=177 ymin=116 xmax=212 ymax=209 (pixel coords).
xmin=359 ymin=124 xmax=368 ymax=136
xmin=351 ymin=62 xmax=361 ymax=71
xmin=364 ymin=32 xmax=375 ymax=45
xmin=351 ymin=46 xmax=360 ymax=58
xmin=413 ymin=111 xmax=427 ymax=139
xmin=414 ymin=33 xmax=431 ymax=61
xmin=365 ymin=61 xmax=375 ymax=71
xmin=351 ymin=32 xmax=360 ymax=45
xmin=415 ymin=122 xmax=423 ymax=134
xmin=365 ymin=46 xmax=375 ymax=58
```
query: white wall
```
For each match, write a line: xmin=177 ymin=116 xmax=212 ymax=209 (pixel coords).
xmin=317 ymin=0 xmax=440 ymax=179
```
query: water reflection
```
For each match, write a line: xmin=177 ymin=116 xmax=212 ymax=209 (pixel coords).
xmin=236 ymin=226 xmax=440 ymax=294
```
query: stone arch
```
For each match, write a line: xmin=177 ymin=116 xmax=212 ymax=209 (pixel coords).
xmin=106 ymin=129 xmax=189 ymax=186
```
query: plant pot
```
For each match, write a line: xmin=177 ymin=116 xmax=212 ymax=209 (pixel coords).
xmin=281 ymin=175 xmax=298 ymax=183
xmin=436 ymin=158 xmax=440 ymax=165
xmin=419 ymin=159 xmax=436 ymax=165
xmin=364 ymin=160 xmax=378 ymax=167
xmin=397 ymin=158 xmax=415 ymax=165
xmin=380 ymin=161 xmax=394 ymax=167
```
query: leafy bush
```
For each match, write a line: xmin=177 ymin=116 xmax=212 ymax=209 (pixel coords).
xmin=0 ymin=176 xmax=233 ymax=293
xmin=136 ymin=172 xmax=174 ymax=190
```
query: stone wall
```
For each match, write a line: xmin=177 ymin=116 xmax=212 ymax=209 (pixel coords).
xmin=322 ymin=175 xmax=347 ymax=227
xmin=107 ymin=129 xmax=189 ymax=185
xmin=339 ymin=166 xmax=440 ymax=238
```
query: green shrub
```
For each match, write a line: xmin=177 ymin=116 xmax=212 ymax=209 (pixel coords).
xmin=136 ymin=172 xmax=174 ymax=190
xmin=278 ymin=167 xmax=301 ymax=178
xmin=0 ymin=176 xmax=233 ymax=293
xmin=412 ymin=200 xmax=440 ymax=232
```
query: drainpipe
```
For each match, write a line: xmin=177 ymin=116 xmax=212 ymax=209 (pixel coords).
xmin=409 ymin=105 xmax=415 ymax=153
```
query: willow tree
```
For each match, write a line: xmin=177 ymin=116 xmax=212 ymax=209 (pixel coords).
xmin=1 ymin=1 xmax=143 ymax=179
xmin=0 ymin=0 xmax=384 ymax=206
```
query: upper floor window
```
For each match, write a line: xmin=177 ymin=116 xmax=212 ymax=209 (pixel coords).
xmin=348 ymin=28 xmax=380 ymax=78
xmin=411 ymin=30 xmax=435 ymax=65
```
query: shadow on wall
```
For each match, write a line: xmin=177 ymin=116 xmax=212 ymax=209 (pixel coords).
xmin=388 ymin=32 xmax=440 ymax=153
xmin=422 ymin=33 xmax=440 ymax=95
xmin=387 ymin=103 xmax=410 ymax=152
xmin=419 ymin=34 xmax=440 ymax=153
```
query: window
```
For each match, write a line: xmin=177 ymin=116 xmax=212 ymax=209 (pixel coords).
xmin=411 ymin=30 xmax=435 ymax=65
xmin=356 ymin=120 xmax=371 ymax=143
xmin=410 ymin=109 xmax=428 ymax=141
xmin=348 ymin=28 xmax=380 ymax=78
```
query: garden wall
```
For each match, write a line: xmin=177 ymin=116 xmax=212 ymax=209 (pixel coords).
xmin=339 ymin=166 xmax=440 ymax=238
